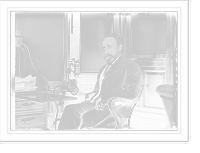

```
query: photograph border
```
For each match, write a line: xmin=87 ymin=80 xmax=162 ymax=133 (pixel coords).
xmin=0 ymin=1 xmax=189 ymax=142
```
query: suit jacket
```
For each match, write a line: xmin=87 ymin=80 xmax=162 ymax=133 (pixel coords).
xmin=93 ymin=55 xmax=143 ymax=103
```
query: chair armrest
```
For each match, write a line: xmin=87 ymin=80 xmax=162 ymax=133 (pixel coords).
xmin=85 ymin=91 xmax=97 ymax=101
xmin=108 ymin=97 xmax=133 ymax=107
xmin=107 ymin=85 xmax=144 ymax=129
xmin=108 ymin=97 xmax=134 ymax=129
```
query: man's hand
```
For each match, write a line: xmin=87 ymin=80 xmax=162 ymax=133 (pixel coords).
xmin=94 ymin=97 xmax=105 ymax=111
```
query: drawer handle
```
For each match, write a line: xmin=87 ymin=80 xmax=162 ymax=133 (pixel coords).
xmin=21 ymin=117 xmax=35 ymax=123
xmin=22 ymin=102 xmax=36 ymax=107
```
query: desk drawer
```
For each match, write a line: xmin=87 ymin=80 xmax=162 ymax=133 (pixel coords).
xmin=16 ymin=101 xmax=46 ymax=111
xmin=16 ymin=112 xmax=46 ymax=129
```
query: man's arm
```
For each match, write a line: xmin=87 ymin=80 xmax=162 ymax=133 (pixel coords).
xmin=103 ymin=63 xmax=143 ymax=102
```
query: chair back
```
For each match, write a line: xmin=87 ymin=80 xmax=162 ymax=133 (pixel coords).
xmin=127 ymin=85 xmax=144 ymax=128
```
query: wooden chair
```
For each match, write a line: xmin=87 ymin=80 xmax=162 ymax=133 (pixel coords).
xmin=108 ymin=85 xmax=144 ymax=129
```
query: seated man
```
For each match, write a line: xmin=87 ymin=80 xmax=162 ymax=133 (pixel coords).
xmin=58 ymin=33 xmax=143 ymax=130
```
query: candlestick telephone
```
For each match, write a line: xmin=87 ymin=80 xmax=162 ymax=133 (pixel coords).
xmin=50 ymin=58 xmax=79 ymax=95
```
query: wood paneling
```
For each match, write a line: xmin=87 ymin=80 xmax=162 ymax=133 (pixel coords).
xmin=130 ymin=54 xmax=167 ymax=129
xmin=166 ymin=13 xmax=177 ymax=86
xmin=143 ymin=72 xmax=165 ymax=108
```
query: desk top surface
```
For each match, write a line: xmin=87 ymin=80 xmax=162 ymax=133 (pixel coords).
xmin=15 ymin=93 xmax=77 ymax=102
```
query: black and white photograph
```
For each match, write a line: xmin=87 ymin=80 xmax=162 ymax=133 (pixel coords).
xmin=0 ymin=0 xmax=191 ymax=144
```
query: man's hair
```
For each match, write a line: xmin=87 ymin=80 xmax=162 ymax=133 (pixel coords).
xmin=103 ymin=33 xmax=123 ymax=46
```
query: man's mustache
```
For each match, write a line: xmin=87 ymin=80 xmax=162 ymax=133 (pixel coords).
xmin=104 ymin=54 xmax=114 ymax=60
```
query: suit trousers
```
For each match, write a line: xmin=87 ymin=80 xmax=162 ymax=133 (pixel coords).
xmin=58 ymin=101 xmax=115 ymax=130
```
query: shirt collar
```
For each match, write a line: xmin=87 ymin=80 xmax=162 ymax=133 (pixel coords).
xmin=108 ymin=55 xmax=121 ymax=66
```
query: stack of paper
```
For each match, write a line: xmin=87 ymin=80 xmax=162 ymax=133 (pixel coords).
xmin=15 ymin=74 xmax=37 ymax=91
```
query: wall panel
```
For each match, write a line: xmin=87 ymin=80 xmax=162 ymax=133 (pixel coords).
xmin=15 ymin=13 xmax=66 ymax=81
xmin=131 ymin=13 xmax=167 ymax=54
xmin=80 ymin=13 xmax=113 ymax=72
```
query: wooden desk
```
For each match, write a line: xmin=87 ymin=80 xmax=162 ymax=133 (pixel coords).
xmin=15 ymin=90 xmax=77 ymax=130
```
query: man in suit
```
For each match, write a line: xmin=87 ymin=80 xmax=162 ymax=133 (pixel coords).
xmin=58 ymin=33 xmax=143 ymax=130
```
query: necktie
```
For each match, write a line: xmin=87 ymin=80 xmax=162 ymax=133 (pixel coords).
xmin=106 ymin=64 xmax=112 ymax=73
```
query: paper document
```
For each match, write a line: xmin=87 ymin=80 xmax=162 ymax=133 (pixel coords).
xmin=15 ymin=74 xmax=37 ymax=91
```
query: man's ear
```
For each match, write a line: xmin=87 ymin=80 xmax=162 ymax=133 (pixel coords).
xmin=119 ymin=44 xmax=123 ymax=51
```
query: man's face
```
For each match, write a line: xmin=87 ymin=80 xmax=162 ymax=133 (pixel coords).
xmin=102 ymin=37 xmax=122 ymax=65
